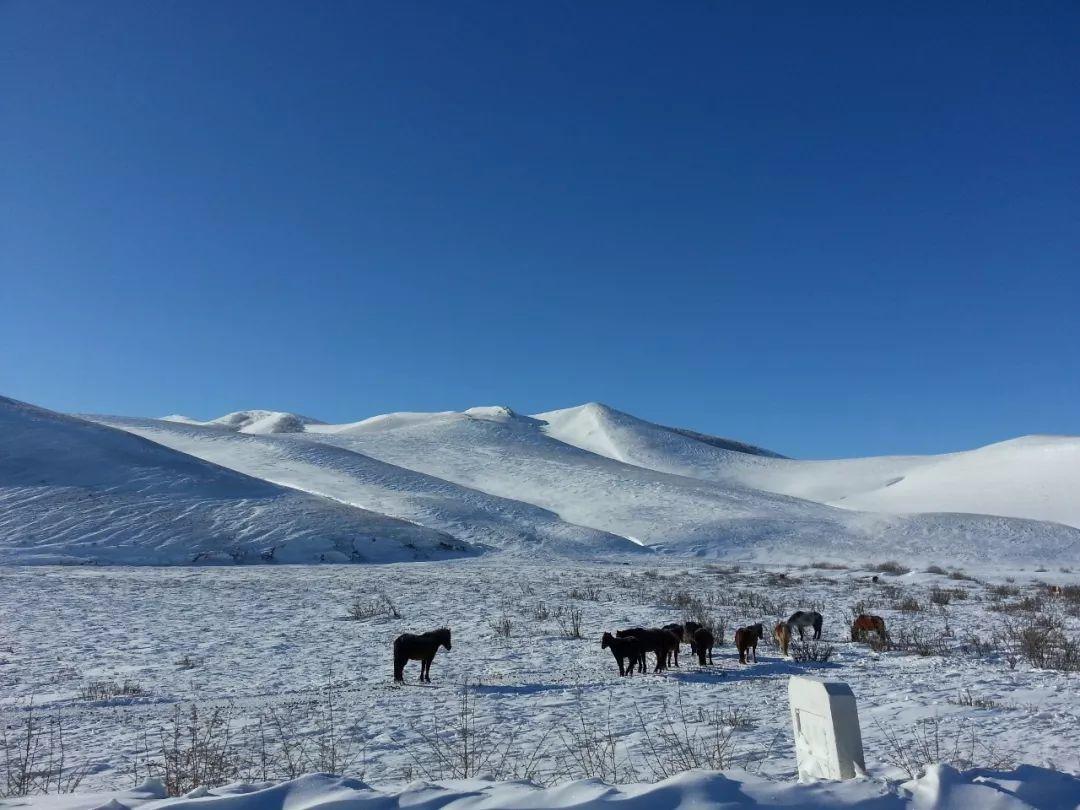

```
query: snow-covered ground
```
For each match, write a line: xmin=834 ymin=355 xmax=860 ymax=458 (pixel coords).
xmin=2 ymin=557 xmax=1077 ymax=798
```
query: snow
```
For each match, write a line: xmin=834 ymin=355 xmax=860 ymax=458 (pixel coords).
xmin=2 ymin=392 xmax=1078 ymax=565
xmin=2 ymin=558 xmax=1078 ymax=805
xmin=14 ymin=767 xmax=1080 ymax=810
xmin=0 ymin=396 xmax=469 ymax=565
xmin=537 ymin=404 xmax=1080 ymax=530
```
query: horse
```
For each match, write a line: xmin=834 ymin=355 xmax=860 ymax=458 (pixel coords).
xmin=617 ymin=627 xmax=678 ymax=673
xmin=734 ymin=623 xmax=764 ymax=664
xmin=693 ymin=627 xmax=714 ymax=665
xmin=773 ymin=622 xmax=791 ymax=656
xmin=787 ymin=610 xmax=823 ymax=640
xmin=393 ymin=627 xmax=451 ymax=683
xmin=683 ymin=621 xmax=703 ymax=655
xmin=662 ymin=623 xmax=685 ymax=667
xmin=851 ymin=614 xmax=887 ymax=643
xmin=602 ymin=632 xmax=643 ymax=676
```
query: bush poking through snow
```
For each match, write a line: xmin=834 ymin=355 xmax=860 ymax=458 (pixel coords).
xmin=490 ymin=613 xmax=513 ymax=638
xmin=555 ymin=606 xmax=584 ymax=638
xmin=788 ymin=640 xmax=835 ymax=663
xmin=402 ymin=682 xmax=548 ymax=782
xmin=0 ymin=702 xmax=86 ymax=797
xmin=346 ymin=590 xmax=401 ymax=621
xmin=79 ymin=679 xmax=145 ymax=701
xmin=873 ymin=715 xmax=1015 ymax=779
xmin=567 ymin=584 xmax=602 ymax=601
xmin=635 ymin=695 xmax=738 ymax=777
xmin=896 ymin=595 xmax=922 ymax=613
xmin=930 ymin=587 xmax=952 ymax=607
xmin=874 ymin=561 xmax=911 ymax=575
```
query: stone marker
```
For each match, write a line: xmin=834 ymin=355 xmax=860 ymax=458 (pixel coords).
xmin=788 ymin=675 xmax=866 ymax=780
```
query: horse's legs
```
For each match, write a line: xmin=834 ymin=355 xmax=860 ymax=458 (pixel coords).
xmin=752 ymin=644 xmax=757 ymax=663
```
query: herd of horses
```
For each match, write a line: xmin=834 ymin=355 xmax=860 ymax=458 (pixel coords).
xmin=391 ymin=611 xmax=890 ymax=683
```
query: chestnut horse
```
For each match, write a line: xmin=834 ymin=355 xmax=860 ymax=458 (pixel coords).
xmin=773 ymin=622 xmax=791 ymax=656
xmin=851 ymin=614 xmax=887 ymax=642
xmin=393 ymin=627 xmax=451 ymax=683
xmin=734 ymin=623 xmax=764 ymax=664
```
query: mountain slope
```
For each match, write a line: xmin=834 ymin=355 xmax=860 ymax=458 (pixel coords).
xmin=537 ymin=404 xmax=1080 ymax=529
xmin=90 ymin=413 xmax=638 ymax=556
xmin=295 ymin=406 xmax=1080 ymax=563
xmin=0 ymin=396 xmax=467 ymax=565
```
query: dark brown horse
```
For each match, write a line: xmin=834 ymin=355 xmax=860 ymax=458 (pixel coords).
xmin=734 ymin=623 xmax=764 ymax=664
xmin=851 ymin=614 xmax=887 ymax=642
xmin=393 ymin=627 xmax=451 ymax=683
xmin=693 ymin=627 xmax=715 ymax=665
xmin=602 ymin=632 xmax=644 ymax=676
xmin=662 ymin=623 xmax=684 ymax=667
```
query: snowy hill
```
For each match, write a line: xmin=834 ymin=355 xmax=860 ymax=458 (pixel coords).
xmin=538 ymin=403 xmax=1080 ymax=529
xmin=164 ymin=409 xmax=324 ymax=434
xmin=0 ymin=396 xmax=468 ymax=565
xmin=4 ymin=393 xmax=1079 ymax=566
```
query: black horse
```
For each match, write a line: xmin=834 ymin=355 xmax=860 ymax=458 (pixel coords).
xmin=694 ymin=627 xmax=715 ymax=665
xmin=616 ymin=627 xmax=678 ymax=673
xmin=602 ymin=632 xmax=643 ymax=676
xmin=683 ymin=621 xmax=703 ymax=655
xmin=393 ymin=627 xmax=451 ymax=683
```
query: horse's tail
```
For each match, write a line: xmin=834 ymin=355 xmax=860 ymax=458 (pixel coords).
xmin=814 ymin=615 xmax=823 ymax=638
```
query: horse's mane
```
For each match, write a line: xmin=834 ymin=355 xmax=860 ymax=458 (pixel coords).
xmin=429 ymin=627 xmax=451 ymax=642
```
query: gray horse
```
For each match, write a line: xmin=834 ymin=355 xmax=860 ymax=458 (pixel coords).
xmin=786 ymin=610 xmax=823 ymax=640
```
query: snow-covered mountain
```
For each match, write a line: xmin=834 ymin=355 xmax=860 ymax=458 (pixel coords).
xmin=3 ymin=393 xmax=1078 ymax=565
xmin=0 ymin=396 xmax=468 ymax=565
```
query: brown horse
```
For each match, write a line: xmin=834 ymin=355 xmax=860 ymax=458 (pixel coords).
xmin=393 ymin=627 xmax=451 ymax=683
xmin=693 ymin=627 xmax=715 ymax=665
xmin=735 ymin=623 xmax=764 ymax=664
xmin=851 ymin=614 xmax=887 ymax=643
xmin=773 ymin=622 xmax=791 ymax=656
xmin=602 ymin=632 xmax=644 ymax=676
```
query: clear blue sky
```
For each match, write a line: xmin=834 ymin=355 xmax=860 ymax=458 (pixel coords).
xmin=2 ymin=1 xmax=1077 ymax=458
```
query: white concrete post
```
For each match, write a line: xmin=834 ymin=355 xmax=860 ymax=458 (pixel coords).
xmin=788 ymin=675 xmax=866 ymax=780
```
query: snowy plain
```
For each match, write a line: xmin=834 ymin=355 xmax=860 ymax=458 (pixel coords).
xmin=2 ymin=558 xmax=1078 ymax=800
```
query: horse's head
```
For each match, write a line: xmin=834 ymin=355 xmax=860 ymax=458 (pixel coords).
xmin=601 ymin=632 xmax=613 ymax=649
xmin=440 ymin=628 xmax=452 ymax=650
xmin=753 ymin=623 xmax=764 ymax=640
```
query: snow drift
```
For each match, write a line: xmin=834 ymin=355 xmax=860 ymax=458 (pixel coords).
xmin=22 ymin=767 xmax=1080 ymax=810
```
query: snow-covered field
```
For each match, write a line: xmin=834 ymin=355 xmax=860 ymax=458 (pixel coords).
xmin=3 ymin=557 xmax=1077 ymax=799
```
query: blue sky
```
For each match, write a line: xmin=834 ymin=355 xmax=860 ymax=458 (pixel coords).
xmin=2 ymin=1 xmax=1077 ymax=458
